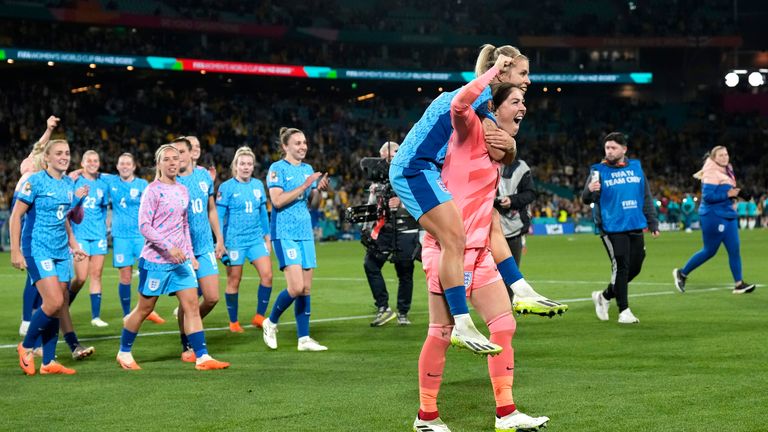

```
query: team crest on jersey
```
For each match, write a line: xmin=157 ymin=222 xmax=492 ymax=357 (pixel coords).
xmin=41 ymin=259 xmax=54 ymax=272
xmin=147 ymin=278 xmax=161 ymax=292
xmin=21 ymin=182 xmax=32 ymax=196
xmin=216 ymin=191 xmax=222 ymax=202
xmin=286 ymin=248 xmax=298 ymax=260
xmin=96 ymin=189 xmax=104 ymax=199
xmin=270 ymin=171 xmax=278 ymax=182
xmin=253 ymin=189 xmax=262 ymax=200
xmin=130 ymin=188 xmax=140 ymax=199
xmin=115 ymin=254 xmax=124 ymax=264
xmin=436 ymin=178 xmax=449 ymax=194
xmin=463 ymin=271 xmax=473 ymax=289
xmin=199 ymin=181 xmax=209 ymax=193
xmin=229 ymin=250 xmax=240 ymax=261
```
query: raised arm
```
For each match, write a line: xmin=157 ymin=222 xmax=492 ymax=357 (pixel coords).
xmin=20 ymin=116 xmax=60 ymax=174
xmin=451 ymin=54 xmax=511 ymax=142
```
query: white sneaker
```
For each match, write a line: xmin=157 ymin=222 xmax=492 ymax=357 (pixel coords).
xmin=19 ymin=320 xmax=30 ymax=336
xmin=495 ymin=410 xmax=549 ymax=431
xmin=591 ymin=291 xmax=610 ymax=321
xmin=618 ymin=308 xmax=639 ymax=324
xmin=297 ymin=336 xmax=328 ymax=352
xmin=413 ymin=416 xmax=451 ymax=432
xmin=450 ymin=315 xmax=502 ymax=356
xmin=262 ymin=318 xmax=278 ymax=350
xmin=91 ymin=317 xmax=109 ymax=327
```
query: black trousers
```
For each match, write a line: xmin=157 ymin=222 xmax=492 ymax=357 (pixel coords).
xmin=600 ymin=230 xmax=646 ymax=312
xmin=364 ymin=251 xmax=414 ymax=314
xmin=505 ymin=234 xmax=524 ymax=267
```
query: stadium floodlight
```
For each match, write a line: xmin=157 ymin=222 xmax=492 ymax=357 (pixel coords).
xmin=748 ymin=72 xmax=764 ymax=87
xmin=724 ymin=72 xmax=739 ymax=87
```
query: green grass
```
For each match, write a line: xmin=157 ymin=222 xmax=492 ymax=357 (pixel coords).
xmin=1 ymin=230 xmax=766 ymax=431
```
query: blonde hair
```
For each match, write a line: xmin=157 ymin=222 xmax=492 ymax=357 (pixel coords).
xmin=41 ymin=139 xmax=70 ymax=169
xmin=693 ymin=146 xmax=728 ymax=179
xmin=474 ymin=44 xmax=528 ymax=77
xmin=31 ymin=140 xmax=47 ymax=171
xmin=378 ymin=141 xmax=399 ymax=155
xmin=231 ymin=146 xmax=256 ymax=178
xmin=154 ymin=144 xmax=180 ymax=179
xmin=81 ymin=149 xmax=100 ymax=168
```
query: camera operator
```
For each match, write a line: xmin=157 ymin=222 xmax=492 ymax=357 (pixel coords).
xmin=363 ymin=142 xmax=420 ymax=327
xmin=495 ymin=159 xmax=536 ymax=268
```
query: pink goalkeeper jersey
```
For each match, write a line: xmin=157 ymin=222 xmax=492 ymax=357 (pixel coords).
xmin=423 ymin=66 xmax=501 ymax=250
xmin=139 ymin=179 xmax=194 ymax=264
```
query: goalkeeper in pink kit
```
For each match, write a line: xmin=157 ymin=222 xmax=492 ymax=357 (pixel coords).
xmin=413 ymin=55 xmax=549 ymax=432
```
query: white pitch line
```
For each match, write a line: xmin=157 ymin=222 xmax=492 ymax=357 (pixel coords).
xmin=0 ymin=272 xmax=704 ymax=286
xmin=0 ymin=286 xmax=733 ymax=350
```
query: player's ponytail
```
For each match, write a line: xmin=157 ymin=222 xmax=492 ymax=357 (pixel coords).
xmin=474 ymin=44 xmax=528 ymax=77
xmin=30 ymin=138 xmax=48 ymax=171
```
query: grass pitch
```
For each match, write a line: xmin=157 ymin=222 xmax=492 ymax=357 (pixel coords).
xmin=1 ymin=230 xmax=766 ymax=431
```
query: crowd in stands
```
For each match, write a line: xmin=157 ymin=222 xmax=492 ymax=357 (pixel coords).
xmin=39 ymin=0 xmax=739 ymax=37
xmin=0 ymin=0 xmax=742 ymax=74
xmin=2 ymin=70 xmax=766 ymax=239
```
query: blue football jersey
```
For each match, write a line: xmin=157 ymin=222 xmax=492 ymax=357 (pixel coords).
xmin=72 ymin=175 xmax=109 ymax=240
xmin=266 ymin=159 xmax=316 ymax=241
xmin=104 ymin=174 xmax=147 ymax=239
xmin=18 ymin=171 xmax=77 ymax=259
xmin=592 ymin=159 xmax=649 ymax=233
xmin=177 ymin=168 xmax=215 ymax=254
xmin=216 ymin=177 xmax=269 ymax=248
xmin=392 ymin=85 xmax=493 ymax=171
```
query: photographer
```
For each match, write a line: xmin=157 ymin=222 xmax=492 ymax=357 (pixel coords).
xmin=495 ymin=159 xmax=536 ymax=268
xmin=362 ymin=142 xmax=419 ymax=326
